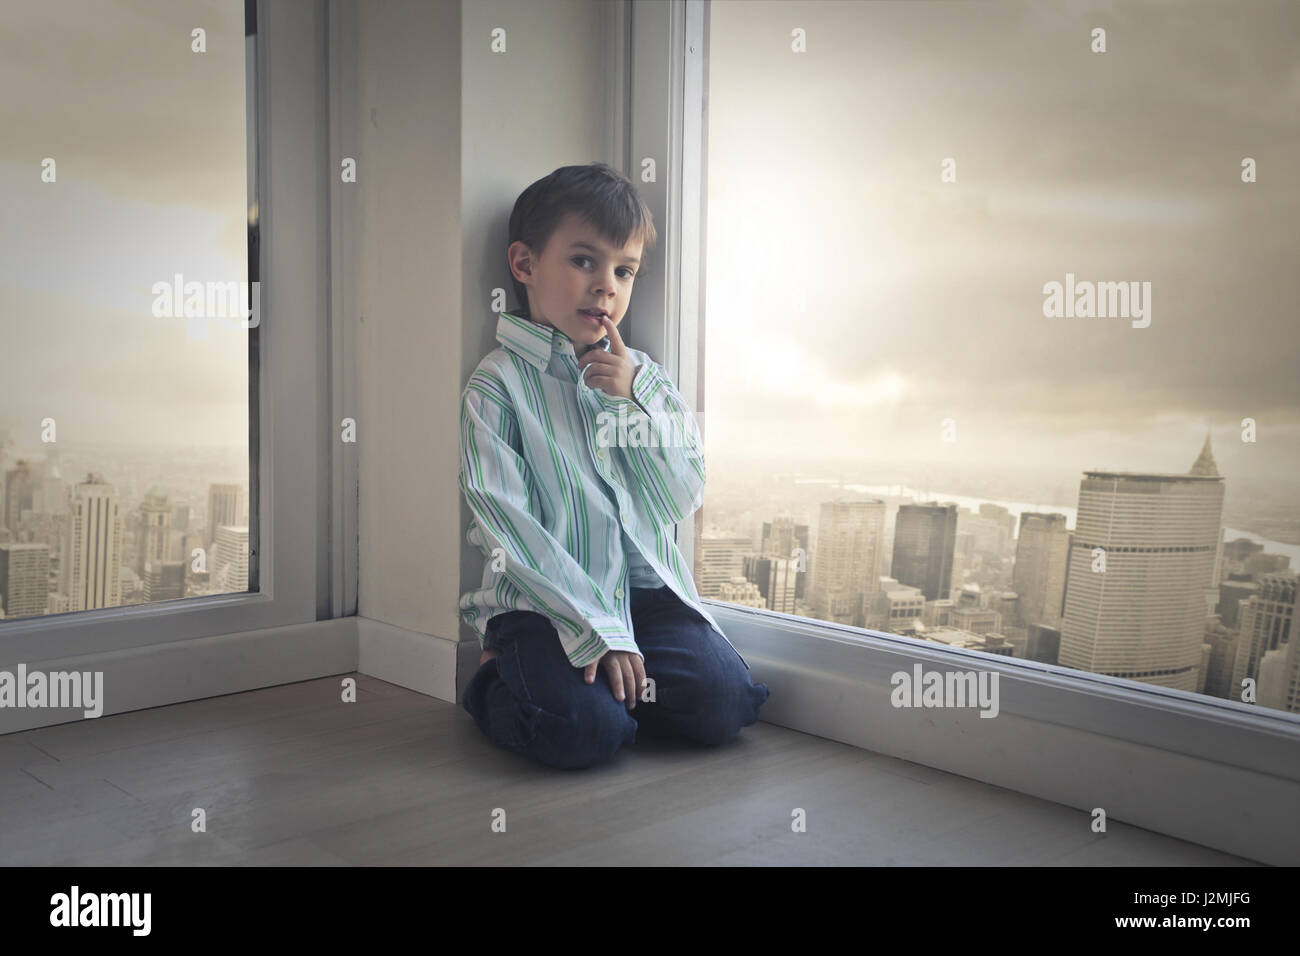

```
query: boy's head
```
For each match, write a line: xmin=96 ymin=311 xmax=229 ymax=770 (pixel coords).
xmin=506 ymin=162 xmax=657 ymax=348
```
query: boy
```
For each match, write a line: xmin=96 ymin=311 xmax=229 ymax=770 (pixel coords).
xmin=459 ymin=163 xmax=770 ymax=770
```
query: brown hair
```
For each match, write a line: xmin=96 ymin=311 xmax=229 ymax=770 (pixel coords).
xmin=507 ymin=162 xmax=657 ymax=318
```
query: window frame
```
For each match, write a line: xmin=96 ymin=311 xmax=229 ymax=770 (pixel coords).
xmin=0 ymin=0 xmax=330 ymax=662
xmin=626 ymin=0 xmax=1300 ymax=862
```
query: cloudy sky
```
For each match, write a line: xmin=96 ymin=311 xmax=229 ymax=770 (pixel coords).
xmin=1 ymin=0 xmax=248 ymax=449
xmin=703 ymin=0 xmax=1300 ymax=484
xmin=1 ymin=0 xmax=1296 ymax=493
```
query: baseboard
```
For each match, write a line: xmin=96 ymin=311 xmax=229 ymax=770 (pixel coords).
xmin=356 ymin=615 xmax=475 ymax=702
xmin=0 ymin=617 xmax=357 ymax=735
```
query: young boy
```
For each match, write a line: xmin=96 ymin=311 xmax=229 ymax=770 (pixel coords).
xmin=459 ymin=163 xmax=770 ymax=770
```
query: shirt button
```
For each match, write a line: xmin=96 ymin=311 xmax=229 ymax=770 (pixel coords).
xmin=615 ymin=587 xmax=625 ymax=599
xmin=597 ymin=448 xmax=606 ymax=460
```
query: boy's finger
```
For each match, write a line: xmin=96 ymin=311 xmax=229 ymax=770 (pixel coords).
xmin=621 ymin=657 xmax=636 ymax=710
xmin=584 ymin=662 xmax=596 ymax=683
xmin=633 ymin=657 xmax=647 ymax=703
xmin=605 ymin=656 xmax=624 ymax=701
xmin=599 ymin=315 xmax=628 ymax=355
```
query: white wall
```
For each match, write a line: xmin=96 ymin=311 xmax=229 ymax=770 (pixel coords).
xmin=344 ymin=0 xmax=621 ymax=693
xmin=348 ymin=0 xmax=463 ymax=638
xmin=457 ymin=2 xmax=620 ymax=659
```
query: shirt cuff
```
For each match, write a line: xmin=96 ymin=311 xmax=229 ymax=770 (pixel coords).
xmin=569 ymin=615 xmax=643 ymax=668
xmin=591 ymin=363 xmax=656 ymax=416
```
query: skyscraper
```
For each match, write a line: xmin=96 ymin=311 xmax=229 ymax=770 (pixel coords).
xmin=810 ymin=499 xmax=885 ymax=628
xmin=696 ymin=534 xmax=751 ymax=600
xmin=211 ymin=525 xmax=250 ymax=592
xmin=760 ymin=516 xmax=809 ymax=600
xmin=891 ymin=502 xmax=958 ymax=602
xmin=65 ymin=473 xmax=123 ymax=611
xmin=1013 ymin=512 xmax=1070 ymax=629
xmin=206 ymin=483 xmax=244 ymax=557
xmin=1059 ymin=438 xmax=1225 ymax=692
xmin=1231 ymin=571 xmax=1296 ymax=701
xmin=0 ymin=542 xmax=50 ymax=620
xmin=136 ymin=486 xmax=172 ymax=576
xmin=3 ymin=460 xmax=34 ymax=533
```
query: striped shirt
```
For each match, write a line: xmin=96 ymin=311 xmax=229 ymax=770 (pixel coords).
xmin=458 ymin=309 xmax=748 ymax=671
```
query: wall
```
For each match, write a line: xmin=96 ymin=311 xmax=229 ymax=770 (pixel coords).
xmin=457 ymin=1 xmax=622 ymax=677
xmin=345 ymin=0 xmax=620 ymax=696
xmin=347 ymin=0 xmax=462 ymax=644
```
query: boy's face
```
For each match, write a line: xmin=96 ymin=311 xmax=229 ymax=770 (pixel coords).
xmin=508 ymin=212 xmax=643 ymax=348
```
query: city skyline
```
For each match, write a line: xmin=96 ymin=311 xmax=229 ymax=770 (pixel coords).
xmin=695 ymin=433 xmax=1298 ymax=714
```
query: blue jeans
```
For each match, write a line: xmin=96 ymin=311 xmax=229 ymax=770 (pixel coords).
xmin=462 ymin=584 xmax=771 ymax=770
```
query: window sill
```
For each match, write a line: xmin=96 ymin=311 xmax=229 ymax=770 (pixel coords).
xmin=705 ymin=598 xmax=1300 ymax=866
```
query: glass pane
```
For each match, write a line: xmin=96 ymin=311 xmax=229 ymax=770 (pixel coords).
xmin=0 ymin=0 xmax=255 ymax=622
xmin=701 ymin=0 xmax=1299 ymax=716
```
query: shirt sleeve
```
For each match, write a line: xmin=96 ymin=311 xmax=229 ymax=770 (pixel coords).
xmin=584 ymin=356 xmax=706 ymax=527
xmin=460 ymin=370 xmax=642 ymax=668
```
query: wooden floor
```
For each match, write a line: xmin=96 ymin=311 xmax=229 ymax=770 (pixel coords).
xmin=0 ymin=674 xmax=1258 ymax=866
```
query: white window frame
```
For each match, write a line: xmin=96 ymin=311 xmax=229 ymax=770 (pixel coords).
xmin=624 ymin=0 xmax=1300 ymax=866
xmin=0 ymin=0 xmax=331 ymax=663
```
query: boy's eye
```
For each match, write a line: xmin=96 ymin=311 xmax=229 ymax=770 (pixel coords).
xmin=573 ymin=255 xmax=635 ymax=279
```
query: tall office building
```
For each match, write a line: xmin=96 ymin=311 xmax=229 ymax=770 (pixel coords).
xmin=0 ymin=542 xmax=50 ymax=620
xmin=3 ymin=460 xmax=35 ymax=533
xmin=961 ymin=509 xmax=1007 ymax=559
xmin=1258 ymin=627 xmax=1300 ymax=714
xmin=206 ymin=483 xmax=245 ymax=555
xmin=979 ymin=503 xmax=1017 ymax=555
xmin=1230 ymin=572 xmax=1296 ymax=699
xmin=760 ymin=516 xmax=809 ymax=600
xmin=743 ymin=554 xmax=799 ymax=614
xmin=1059 ymin=438 xmax=1225 ymax=692
xmin=64 ymin=473 xmax=124 ymax=611
xmin=136 ymin=487 xmax=172 ymax=576
xmin=32 ymin=460 xmax=67 ymax=517
xmin=211 ymin=525 xmax=250 ymax=592
xmin=1202 ymin=620 xmax=1239 ymax=701
xmin=1013 ymin=512 xmax=1070 ymax=629
xmin=891 ymin=502 xmax=958 ymax=602
xmin=143 ymin=559 xmax=186 ymax=603
xmin=809 ymin=499 xmax=886 ymax=628
xmin=696 ymin=534 xmax=751 ymax=600
xmin=1216 ymin=579 xmax=1258 ymax=630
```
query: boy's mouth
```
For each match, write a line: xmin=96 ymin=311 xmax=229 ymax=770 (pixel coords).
xmin=578 ymin=309 xmax=606 ymax=328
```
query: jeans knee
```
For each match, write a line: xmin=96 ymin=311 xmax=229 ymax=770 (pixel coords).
xmin=526 ymin=697 xmax=636 ymax=770
xmin=678 ymin=675 xmax=768 ymax=747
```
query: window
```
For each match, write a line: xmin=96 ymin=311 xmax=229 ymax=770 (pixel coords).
xmin=697 ymin=0 xmax=1299 ymax=718
xmin=0 ymin=0 xmax=256 ymax=623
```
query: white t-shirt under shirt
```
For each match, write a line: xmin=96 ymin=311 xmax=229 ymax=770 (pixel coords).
xmin=623 ymin=527 xmax=664 ymax=589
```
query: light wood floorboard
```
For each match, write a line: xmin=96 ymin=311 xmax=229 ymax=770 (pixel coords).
xmin=0 ymin=674 xmax=1260 ymax=866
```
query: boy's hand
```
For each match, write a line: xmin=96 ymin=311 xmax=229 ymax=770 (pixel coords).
xmin=583 ymin=649 xmax=646 ymax=711
xmin=578 ymin=315 xmax=637 ymax=402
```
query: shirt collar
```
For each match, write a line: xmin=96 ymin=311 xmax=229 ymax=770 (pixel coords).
xmin=496 ymin=310 xmax=611 ymax=371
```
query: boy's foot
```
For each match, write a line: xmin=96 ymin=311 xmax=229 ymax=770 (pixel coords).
xmin=479 ymin=649 xmax=500 ymax=667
